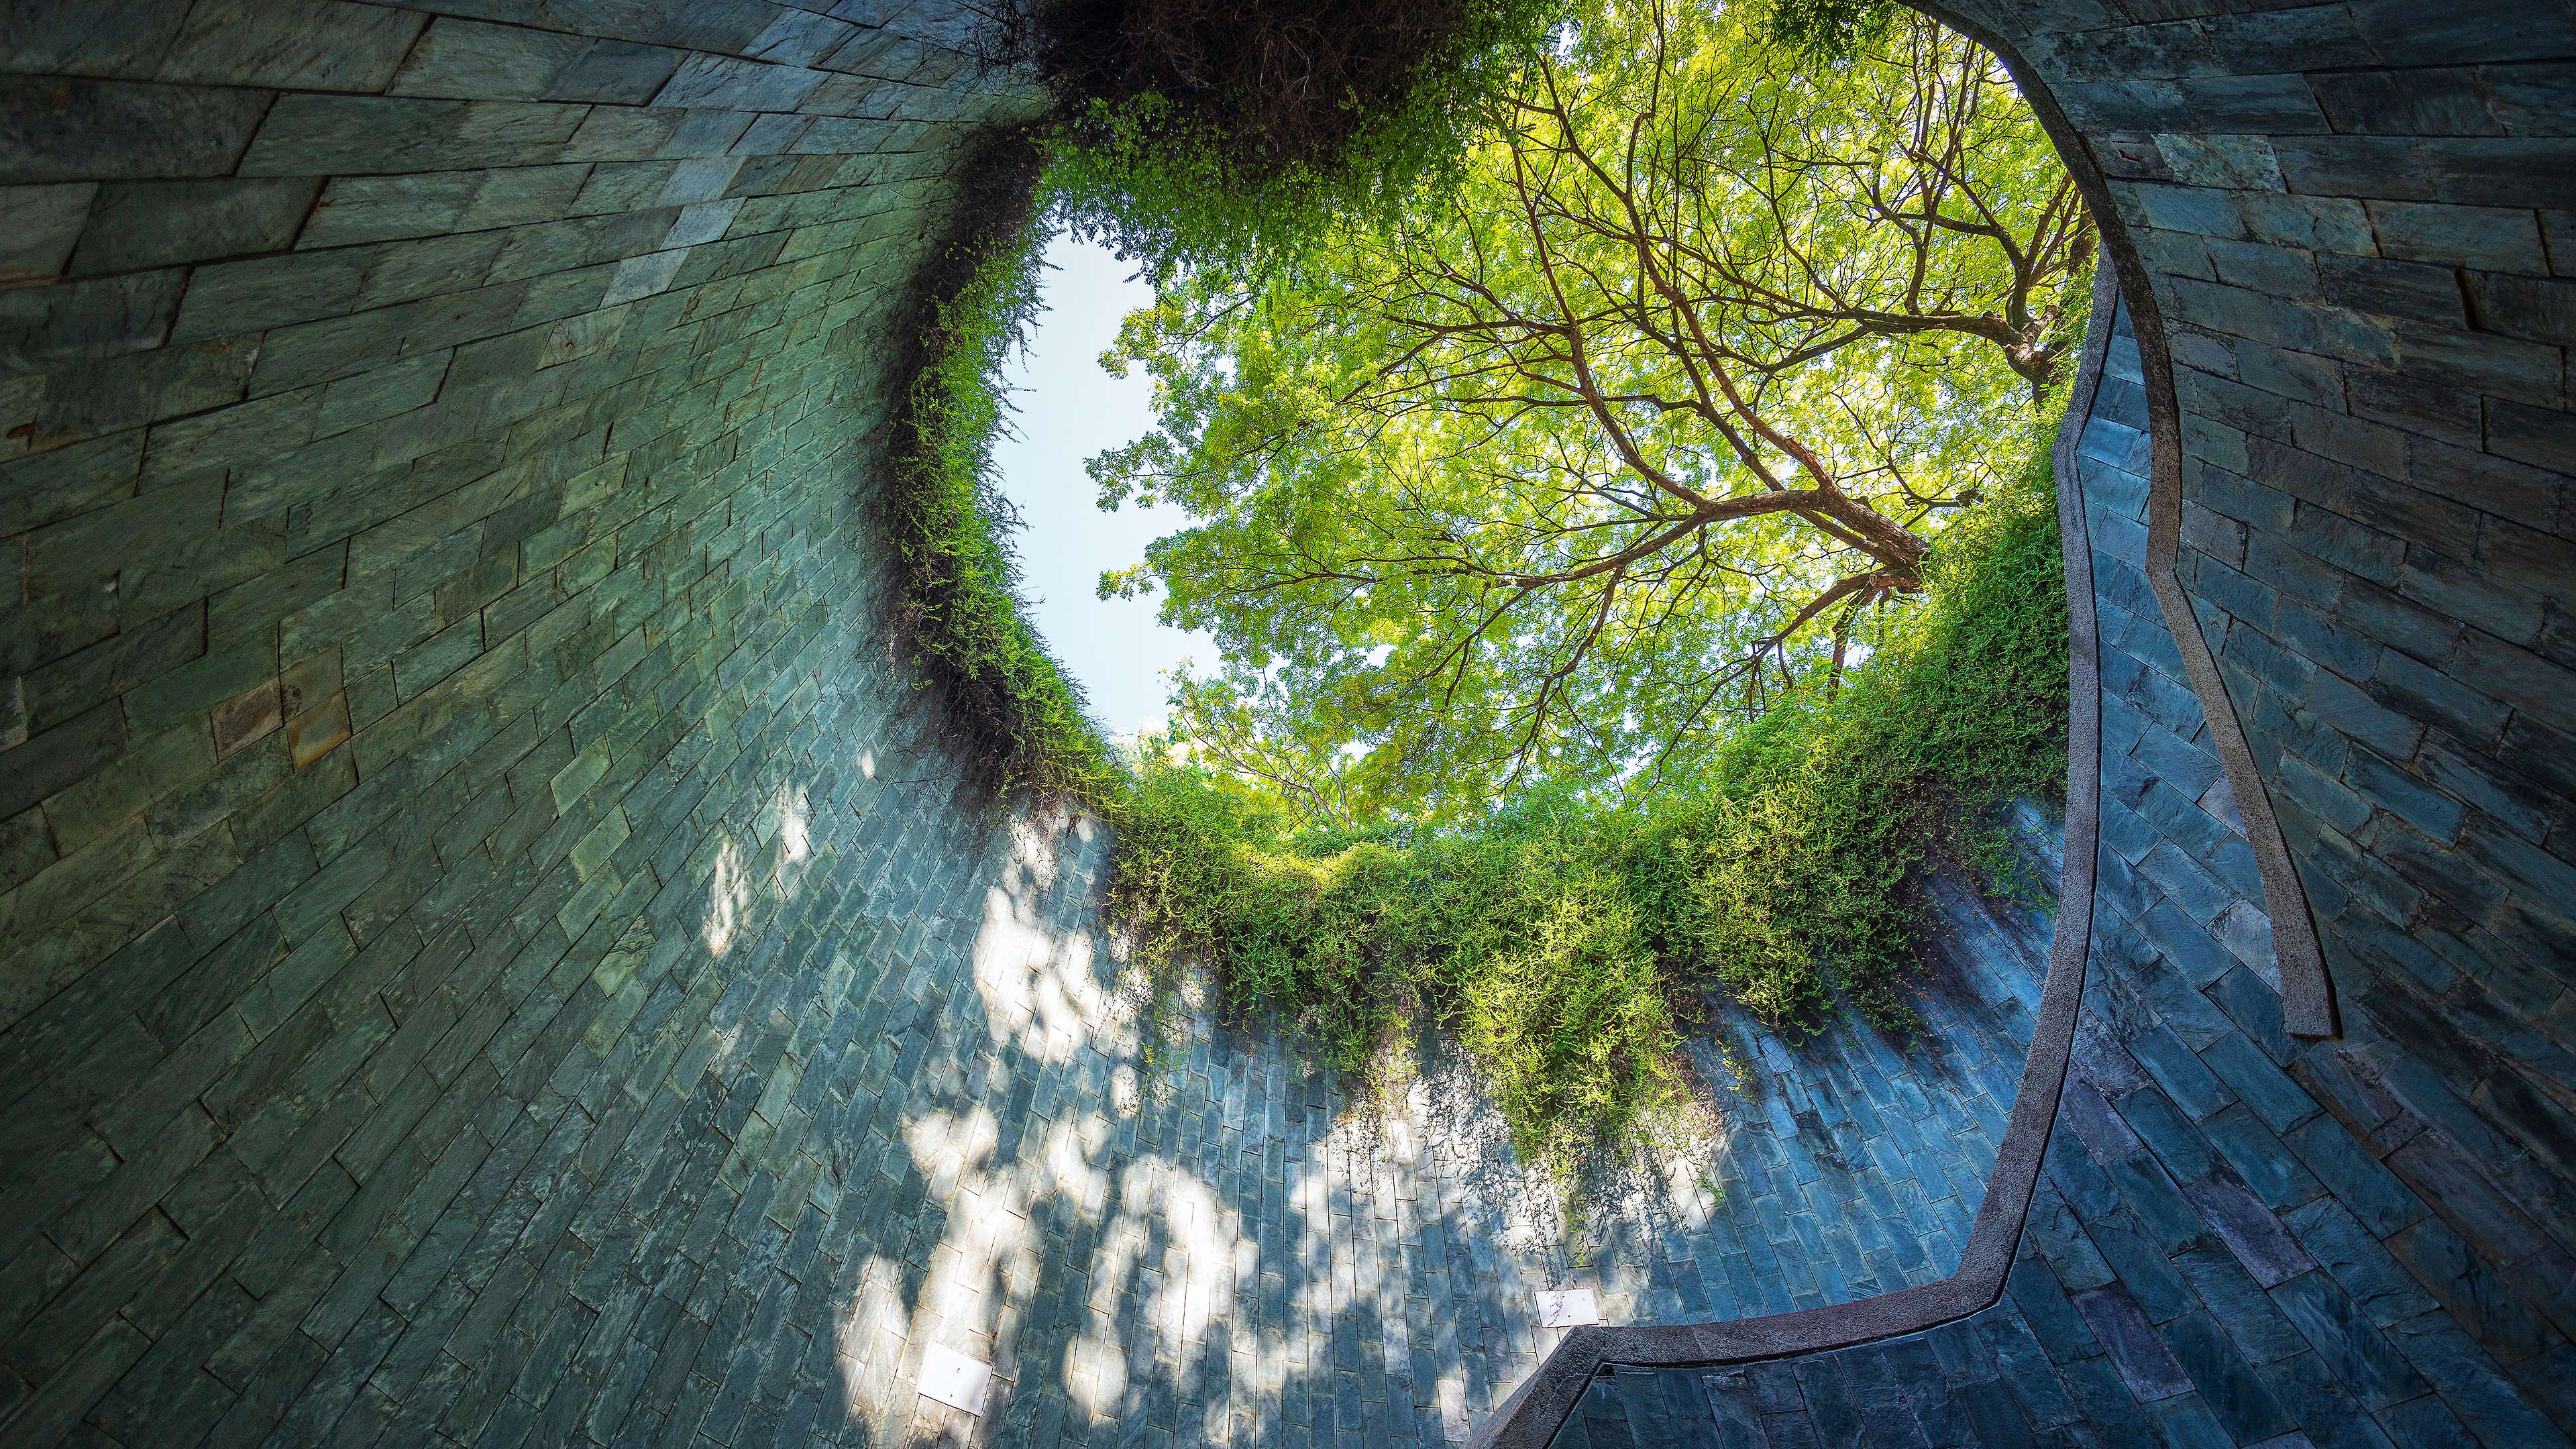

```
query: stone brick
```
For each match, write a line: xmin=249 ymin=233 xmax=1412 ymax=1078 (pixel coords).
xmin=2365 ymin=199 xmax=2550 ymax=273
xmin=2367 ymin=647 xmax=2512 ymax=749
xmin=153 ymin=0 xmax=425 ymax=91
xmin=2153 ymin=134 xmax=2286 ymax=193
xmin=0 ymin=0 xmax=194 ymax=77
xmin=0 ymin=181 xmax=94 ymax=282
xmin=2485 ymin=396 xmax=2576 ymax=474
xmin=2316 ymin=254 xmax=2469 ymax=327
xmin=2275 ymin=134 xmax=2563 ymax=209
xmin=313 ymin=166 xmax=592 ymax=251
xmin=2164 ymin=276 xmax=2394 ymax=362
xmin=2233 ymin=192 xmax=2375 ymax=256
xmin=2339 ymin=749 xmax=2467 ymax=844
xmin=388 ymin=17 xmax=593 ymax=101
xmin=0 ymin=268 xmax=185 ymax=370
xmin=176 ymin=252 xmax=376 ymax=349
xmin=67 ymin=176 xmax=321 ymax=276
xmin=2384 ymin=1310 xmax=2568 ymax=1446
xmin=2208 ymin=239 xmax=2320 ymax=301
xmin=2465 ymin=270 xmax=2576 ymax=347
xmin=210 ymin=678 xmax=282 ymax=759
xmin=0 ymin=76 xmax=271 ymax=186
xmin=651 ymin=54 xmax=830 ymax=113
xmin=2272 ymin=1271 xmax=2430 ymax=1411
xmin=2347 ymin=0 xmax=2576 ymax=67
xmin=2131 ymin=183 xmax=2242 ymax=239
xmin=0 ymin=701 xmax=127 ymax=820
xmin=239 ymin=95 xmax=593 ymax=178
xmin=2308 ymin=67 xmax=2502 ymax=138
xmin=551 ymin=40 xmax=690 ymax=105
xmin=2074 ymin=1287 xmax=2194 ymax=1401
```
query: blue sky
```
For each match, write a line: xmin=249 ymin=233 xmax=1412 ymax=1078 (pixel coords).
xmin=990 ymin=233 xmax=1215 ymax=739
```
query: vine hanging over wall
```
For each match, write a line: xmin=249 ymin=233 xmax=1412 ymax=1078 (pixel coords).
xmin=881 ymin=134 xmax=1120 ymax=806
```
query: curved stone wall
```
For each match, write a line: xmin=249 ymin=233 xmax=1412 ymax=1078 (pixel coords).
xmin=1529 ymin=276 xmax=2572 ymax=1449
xmin=0 ymin=5 xmax=1051 ymax=1441
xmin=3 ymin=2 xmax=2572 ymax=1448
xmin=1494 ymin=3 xmax=2576 ymax=1437
xmin=1966 ymin=0 xmax=2576 ymax=1263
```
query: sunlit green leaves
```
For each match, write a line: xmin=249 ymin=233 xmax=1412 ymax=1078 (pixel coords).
xmin=1094 ymin=1 xmax=2086 ymax=822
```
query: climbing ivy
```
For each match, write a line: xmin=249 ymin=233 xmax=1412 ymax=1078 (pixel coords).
xmin=881 ymin=138 xmax=1119 ymax=806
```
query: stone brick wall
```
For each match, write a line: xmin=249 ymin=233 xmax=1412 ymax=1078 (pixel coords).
xmin=0 ymin=3 xmax=1051 ymax=1440
xmin=1479 ymin=3 xmax=2576 ymax=1435
xmin=1508 ymin=1 xmax=2576 ymax=1434
xmin=7 ymin=1 xmax=2576 ymax=1446
xmin=1947 ymin=0 xmax=2576 ymax=1388
xmin=1542 ymin=286 xmax=2574 ymax=1449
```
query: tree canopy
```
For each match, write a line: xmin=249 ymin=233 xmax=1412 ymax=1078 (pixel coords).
xmin=1091 ymin=0 xmax=2088 ymax=822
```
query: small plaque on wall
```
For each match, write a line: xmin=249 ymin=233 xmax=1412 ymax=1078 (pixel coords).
xmin=1533 ymin=1288 xmax=1602 ymax=1327
xmin=919 ymin=1344 xmax=995 ymax=1415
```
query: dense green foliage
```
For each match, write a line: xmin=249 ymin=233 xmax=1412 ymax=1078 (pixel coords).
xmin=883 ymin=144 xmax=1119 ymax=804
xmin=1104 ymin=428 xmax=2071 ymax=1177
xmin=1108 ymin=759 xmax=1690 ymax=1179
xmin=1669 ymin=422 xmax=2069 ymax=1028
xmin=1094 ymin=1 xmax=2090 ymax=821
xmin=1754 ymin=0 xmax=1899 ymax=60
xmin=1006 ymin=0 xmax=1562 ymax=276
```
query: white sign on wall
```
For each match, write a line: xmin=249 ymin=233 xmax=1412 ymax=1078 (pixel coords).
xmin=1533 ymin=1287 xmax=1603 ymax=1328
xmin=919 ymin=1344 xmax=996 ymax=1415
